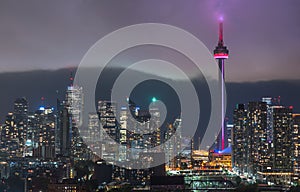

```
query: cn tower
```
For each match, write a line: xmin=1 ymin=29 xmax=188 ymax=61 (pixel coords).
xmin=213 ymin=17 xmax=229 ymax=151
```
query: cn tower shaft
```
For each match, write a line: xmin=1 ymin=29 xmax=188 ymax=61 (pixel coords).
xmin=213 ymin=20 xmax=229 ymax=151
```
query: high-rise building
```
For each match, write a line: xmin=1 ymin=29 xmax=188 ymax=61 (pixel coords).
xmin=1 ymin=112 xmax=22 ymax=157
xmin=149 ymin=104 xmax=161 ymax=148
xmin=86 ymin=112 xmax=101 ymax=159
xmin=232 ymin=99 xmax=295 ymax=185
xmin=256 ymin=105 xmax=293 ymax=185
xmin=262 ymin=97 xmax=274 ymax=143
xmin=65 ymin=85 xmax=88 ymax=159
xmin=14 ymin=97 xmax=28 ymax=119
xmin=165 ymin=118 xmax=182 ymax=169
xmin=98 ymin=101 xmax=118 ymax=140
xmin=1 ymin=98 xmax=29 ymax=157
xmin=59 ymin=107 xmax=72 ymax=157
xmin=98 ymin=101 xmax=118 ymax=162
xmin=272 ymin=106 xmax=293 ymax=172
xmin=247 ymin=101 xmax=268 ymax=175
xmin=118 ymin=107 xmax=128 ymax=161
xmin=33 ymin=107 xmax=56 ymax=159
xmin=213 ymin=18 xmax=229 ymax=151
xmin=65 ymin=86 xmax=83 ymax=128
xmin=292 ymin=114 xmax=300 ymax=183
xmin=14 ymin=97 xmax=28 ymax=155
xmin=232 ymin=104 xmax=247 ymax=174
xmin=25 ymin=112 xmax=37 ymax=156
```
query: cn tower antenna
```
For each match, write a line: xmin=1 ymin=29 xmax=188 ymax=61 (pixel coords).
xmin=218 ymin=20 xmax=224 ymax=46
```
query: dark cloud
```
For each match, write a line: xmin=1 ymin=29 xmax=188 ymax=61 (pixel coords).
xmin=0 ymin=0 xmax=299 ymax=82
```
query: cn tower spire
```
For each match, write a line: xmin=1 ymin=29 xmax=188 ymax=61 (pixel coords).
xmin=214 ymin=17 xmax=229 ymax=151
xmin=218 ymin=21 xmax=224 ymax=46
xmin=214 ymin=17 xmax=228 ymax=59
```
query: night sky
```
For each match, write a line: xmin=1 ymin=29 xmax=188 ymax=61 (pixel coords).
xmin=0 ymin=0 xmax=299 ymax=82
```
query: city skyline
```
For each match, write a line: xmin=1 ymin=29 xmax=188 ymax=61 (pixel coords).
xmin=1 ymin=82 xmax=300 ymax=190
xmin=0 ymin=1 xmax=300 ymax=191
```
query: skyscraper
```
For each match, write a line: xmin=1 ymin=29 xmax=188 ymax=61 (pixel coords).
xmin=118 ymin=107 xmax=128 ymax=161
xmin=247 ymin=101 xmax=268 ymax=175
xmin=232 ymin=99 xmax=295 ymax=184
xmin=65 ymin=85 xmax=85 ymax=159
xmin=65 ymin=85 xmax=83 ymax=128
xmin=14 ymin=97 xmax=28 ymax=155
xmin=256 ymin=105 xmax=293 ymax=185
xmin=1 ymin=98 xmax=29 ymax=157
xmin=292 ymin=114 xmax=300 ymax=183
xmin=1 ymin=112 xmax=21 ymax=157
xmin=213 ymin=18 xmax=229 ymax=151
xmin=59 ymin=107 xmax=71 ymax=157
xmin=14 ymin=97 xmax=28 ymax=118
xmin=87 ymin=112 xmax=101 ymax=159
xmin=272 ymin=106 xmax=293 ymax=172
xmin=165 ymin=118 xmax=182 ymax=169
xmin=98 ymin=101 xmax=118 ymax=141
xmin=232 ymin=104 xmax=247 ymax=174
xmin=33 ymin=107 xmax=56 ymax=159
xmin=98 ymin=100 xmax=118 ymax=162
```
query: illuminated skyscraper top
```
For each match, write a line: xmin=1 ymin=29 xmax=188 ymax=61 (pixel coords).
xmin=214 ymin=17 xmax=229 ymax=60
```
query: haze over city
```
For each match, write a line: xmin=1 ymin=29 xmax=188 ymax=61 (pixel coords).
xmin=0 ymin=0 xmax=299 ymax=82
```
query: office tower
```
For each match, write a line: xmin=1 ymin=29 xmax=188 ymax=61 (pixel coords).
xmin=59 ymin=107 xmax=71 ymax=156
xmin=119 ymin=107 xmax=128 ymax=144
xmin=0 ymin=98 xmax=29 ymax=157
xmin=14 ymin=97 xmax=28 ymax=155
xmin=262 ymin=97 xmax=274 ymax=143
xmin=232 ymin=99 xmax=294 ymax=184
xmin=256 ymin=105 xmax=293 ymax=185
xmin=232 ymin=104 xmax=247 ymax=174
xmin=233 ymin=101 xmax=268 ymax=175
xmin=130 ymin=102 xmax=162 ymax=153
xmin=14 ymin=97 xmax=28 ymax=118
xmin=165 ymin=123 xmax=176 ymax=168
xmin=98 ymin=101 xmax=118 ymax=140
xmin=272 ymin=106 xmax=293 ymax=172
xmin=292 ymin=114 xmax=300 ymax=182
xmin=118 ymin=107 xmax=128 ymax=161
xmin=1 ymin=112 xmax=22 ymax=157
xmin=33 ymin=107 xmax=56 ymax=159
xmin=149 ymin=104 xmax=161 ymax=147
xmin=213 ymin=18 xmax=229 ymax=151
xmin=55 ymin=99 xmax=62 ymax=155
xmin=65 ymin=85 xmax=83 ymax=128
xmin=25 ymin=112 xmax=37 ymax=156
xmin=87 ymin=112 xmax=101 ymax=158
xmin=247 ymin=101 xmax=268 ymax=175
xmin=65 ymin=85 xmax=87 ymax=159
xmin=165 ymin=119 xmax=182 ymax=169
xmin=98 ymin=101 xmax=118 ymax=162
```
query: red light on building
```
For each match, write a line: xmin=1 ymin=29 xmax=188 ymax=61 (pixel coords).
xmin=214 ymin=53 xmax=229 ymax=59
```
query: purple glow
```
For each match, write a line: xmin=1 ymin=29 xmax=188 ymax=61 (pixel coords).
xmin=219 ymin=15 xmax=224 ymax=22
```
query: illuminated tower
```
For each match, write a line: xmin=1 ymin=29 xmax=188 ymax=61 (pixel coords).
xmin=65 ymin=85 xmax=83 ymax=128
xmin=214 ymin=18 xmax=229 ymax=150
